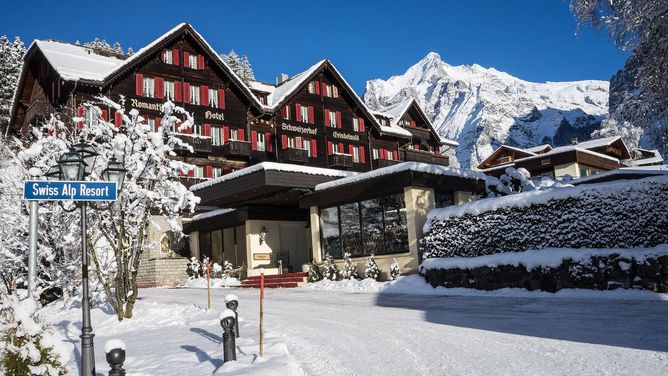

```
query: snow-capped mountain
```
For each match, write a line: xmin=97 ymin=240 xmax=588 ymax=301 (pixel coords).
xmin=364 ymin=52 xmax=609 ymax=168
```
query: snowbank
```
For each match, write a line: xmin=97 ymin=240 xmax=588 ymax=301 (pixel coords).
xmin=182 ymin=277 xmax=241 ymax=288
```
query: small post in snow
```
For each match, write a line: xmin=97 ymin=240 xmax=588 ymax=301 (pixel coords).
xmin=206 ymin=258 xmax=211 ymax=310
xmin=225 ymin=293 xmax=240 ymax=338
xmin=219 ymin=309 xmax=237 ymax=363
xmin=27 ymin=168 xmax=41 ymax=298
xmin=104 ymin=339 xmax=126 ymax=376
xmin=259 ymin=267 xmax=264 ymax=357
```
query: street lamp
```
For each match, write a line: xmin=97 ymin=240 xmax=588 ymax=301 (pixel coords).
xmin=50 ymin=141 xmax=126 ymax=376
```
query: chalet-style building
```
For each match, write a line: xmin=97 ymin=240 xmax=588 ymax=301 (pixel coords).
xmin=477 ymin=136 xmax=664 ymax=180
xmin=9 ymin=23 xmax=486 ymax=284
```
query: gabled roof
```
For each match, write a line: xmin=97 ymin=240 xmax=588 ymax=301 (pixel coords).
xmin=525 ymin=144 xmax=552 ymax=154
xmin=256 ymin=59 xmax=412 ymax=138
xmin=625 ymin=148 xmax=664 ymax=166
xmin=476 ymin=144 xmax=536 ymax=169
xmin=373 ymin=98 xmax=459 ymax=147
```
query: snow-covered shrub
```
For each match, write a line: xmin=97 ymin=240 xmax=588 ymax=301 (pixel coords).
xmin=485 ymin=167 xmax=555 ymax=197
xmin=307 ymin=262 xmax=323 ymax=283
xmin=0 ymin=295 xmax=70 ymax=375
xmin=364 ymin=254 xmax=380 ymax=281
xmin=321 ymin=254 xmax=339 ymax=281
xmin=211 ymin=261 xmax=234 ymax=279
xmin=339 ymin=253 xmax=359 ymax=280
xmin=389 ymin=259 xmax=401 ymax=281
xmin=186 ymin=257 xmax=204 ymax=278
xmin=423 ymin=176 xmax=668 ymax=259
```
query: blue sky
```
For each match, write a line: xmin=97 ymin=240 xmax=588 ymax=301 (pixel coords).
xmin=3 ymin=0 xmax=627 ymax=94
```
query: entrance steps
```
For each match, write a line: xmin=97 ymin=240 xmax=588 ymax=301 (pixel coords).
xmin=240 ymin=272 xmax=308 ymax=289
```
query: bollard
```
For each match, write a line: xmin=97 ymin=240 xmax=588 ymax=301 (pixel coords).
xmin=219 ymin=309 xmax=237 ymax=362
xmin=104 ymin=339 xmax=126 ymax=376
xmin=224 ymin=293 xmax=240 ymax=338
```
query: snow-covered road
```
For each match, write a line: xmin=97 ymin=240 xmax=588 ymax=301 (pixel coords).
xmin=143 ymin=286 xmax=668 ymax=376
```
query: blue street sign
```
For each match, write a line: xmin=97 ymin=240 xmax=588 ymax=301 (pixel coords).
xmin=23 ymin=180 xmax=118 ymax=201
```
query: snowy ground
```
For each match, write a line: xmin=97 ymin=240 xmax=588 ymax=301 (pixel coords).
xmin=45 ymin=276 xmax=668 ymax=375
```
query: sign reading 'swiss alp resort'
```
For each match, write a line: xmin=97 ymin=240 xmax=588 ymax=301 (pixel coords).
xmin=23 ymin=181 xmax=117 ymax=201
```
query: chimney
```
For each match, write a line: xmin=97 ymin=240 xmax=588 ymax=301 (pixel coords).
xmin=276 ymin=73 xmax=289 ymax=85
xmin=571 ymin=137 xmax=579 ymax=145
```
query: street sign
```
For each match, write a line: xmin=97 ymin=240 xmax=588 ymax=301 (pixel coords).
xmin=23 ymin=180 xmax=118 ymax=201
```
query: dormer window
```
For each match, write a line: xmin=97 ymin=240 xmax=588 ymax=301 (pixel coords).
xmin=162 ymin=50 xmax=173 ymax=64
xmin=188 ymin=54 xmax=198 ymax=69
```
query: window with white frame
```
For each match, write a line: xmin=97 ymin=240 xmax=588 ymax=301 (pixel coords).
xmin=192 ymin=123 xmax=203 ymax=136
xmin=213 ymin=167 xmax=223 ymax=178
xmin=194 ymin=165 xmax=205 ymax=178
xmin=325 ymin=85 xmax=332 ymax=97
xmin=303 ymin=138 xmax=312 ymax=157
xmin=190 ymin=85 xmax=200 ymax=105
xmin=208 ymin=88 xmax=218 ymax=107
xmin=256 ymin=132 xmax=266 ymax=151
xmin=387 ymin=150 xmax=394 ymax=161
xmin=352 ymin=117 xmax=360 ymax=132
xmin=211 ymin=127 xmax=223 ymax=145
xmin=230 ymin=128 xmax=238 ymax=141
xmin=287 ymin=136 xmax=295 ymax=149
xmin=142 ymin=77 xmax=155 ymax=98
xmin=85 ymin=109 xmax=98 ymax=128
xmin=352 ymin=146 xmax=360 ymax=163
xmin=329 ymin=111 xmax=337 ymax=127
xmin=308 ymin=81 xmax=316 ymax=94
xmin=301 ymin=106 xmax=310 ymax=123
xmin=188 ymin=54 xmax=198 ymax=69
xmin=372 ymin=148 xmax=379 ymax=160
xmin=164 ymin=80 xmax=175 ymax=101
xmin=379 ymin=118 xmax=389 ymax=126
xmin=147 ymin=118 xmax=156 ymax=132
xmin=163 ymin=50 xmax=173 ymax=64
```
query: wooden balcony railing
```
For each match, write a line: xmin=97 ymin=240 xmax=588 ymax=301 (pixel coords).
xmin=222 ymin=140 xmax=252 ymax=157
xmin=283 ymin=148 xmax=309 ymax=163
xmin=371 ymin=158 xmax=402 ymax=169
xmin=402 ymin=149 xmax=450 ymax=166
xmin=328 ymin=153 xmax=353 ymax=168
xmin=175 ymin=134 xmax=212 ymax=153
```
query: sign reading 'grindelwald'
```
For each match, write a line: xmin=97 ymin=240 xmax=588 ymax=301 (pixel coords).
xmin=23 ymin=181 xmax=117 ymax=201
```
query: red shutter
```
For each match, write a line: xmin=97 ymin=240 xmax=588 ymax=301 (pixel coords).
xmin=204 ymin=124 xmax=211 ymax=137
xmin=359 ymin=146 xmax=365 ymax=163
xmin=265 ymin=132 xmax=273 ymax=152
xmin=338 ymin=143 xmax=344 ymax=153
xmin=348 ymin=145 xmax=354 ymax=156
xmin=393 ymin=150 xmax=399 ymax=160
xmin=281 ymin=105 xmax=287 ymax=119
xmin=188 ymin=168 xmax=194 ymax=178
xmin=174 ymin=81 xmax=182 ymax=102
xmin=311 ymin=139 xmax=317 ymax=157
xmin=295 ymin=103 xmax=302 ymax=122
xmin=359 ymin=118 xmax=365 ymax=132
xmin=336 ymin=112 xmax=342 ymax=129
xmin=101 ymin=109 xmax=108 ymax=121
xmin=218 ymin=89 xmax=226 ymax=109
xmin=238 ymin=129 xmax=245 ymax=141
xmin=281 ymin=135 xmax=288 ymax=150
xmin=380 ymin=148 xmax=386 ymax=160
xmin=315 ymin=81 xmax=320 ymax=95
xmin=296 ymin=136 xmax=303 ymax=149
xmin=251 ymin=130 xmax=258 ymax=150
xmin=223 ymin=126 xmax=230 ymax=143
xmin=327 ymin=141 xmax=333 ymax=155
xmin=76 ymin=106 xmax=84 ymax=129
xmin=333 ymin=86 xmax=339 ymax=98
xmin=414 ymin=144 xmax=420 ymax=151
xmin=183 ymin=83 xmax=190 ymax=103
xmin=206 ymin=166 xmax=213 ymax=178
xmin=183 ymin=52 xmax=189 ymax=67
xmin=321 ymin=82 xmax=327 ymax=96
xmin=324 ymin=109 xmax=330 ymax=127
xmin=200 ymin=86 xmax=208 ymax=106
xmin=172 ymin=48 xmax=180 ymax=65
xmin=114 ymin=111 xmax=122 ymax=127
xmin=411 ymin=120 xmax=416 ymax=128
xmin=155 ymin=77 xmax=164 ymax=99
xmin=308 ymin=106 xmax=314 ymax=124
xmin=197 ymin=55 xmax=205 ymax=70
xmin=135 ymin=73 xmax=143 ymax=96
xmin=435 ymin=149 xmax=441 ymax=155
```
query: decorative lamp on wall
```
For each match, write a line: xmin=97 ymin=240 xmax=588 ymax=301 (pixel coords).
xmin=259 ymin=226 xmax=268 ymax=245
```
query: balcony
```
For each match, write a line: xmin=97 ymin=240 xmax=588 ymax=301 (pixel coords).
xmin=404 ymin=126 xmax=431 ymax=140
xmin=283 ymin=148 xmax=309 ymax=164
xmin=175 ymin=134 xmax=212 ymax=153
xmin=328 ymin=153 xmax=353 ymax=168
xmin=222 ymin=140 xmax=252 ymax=158
xmin=371 ymin=158 xmax=402 ymax=170
xmin=403 ymin=149 xmax=450 ymax=166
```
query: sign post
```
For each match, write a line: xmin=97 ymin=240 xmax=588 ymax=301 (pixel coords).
xmin=259 ymin=268 xmax=264 ymax=357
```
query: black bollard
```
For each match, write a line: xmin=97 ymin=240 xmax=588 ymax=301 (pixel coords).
xmin=105 ymin=340 xmax=126 ymax=376
xmin=219 ymin=309 xmax=237 ymax=363
xmin=225 ymin=294 xmax=239 ymax=338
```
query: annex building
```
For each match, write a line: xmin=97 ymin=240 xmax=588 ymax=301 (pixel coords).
xmin=9 ymin=23 xmax=486 ymax=284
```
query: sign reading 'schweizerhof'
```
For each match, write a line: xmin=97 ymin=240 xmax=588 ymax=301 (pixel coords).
xmin=23 ymin=181 xmax=118 ymax=201
xmin=281 ymin=123 xmax=318 ymax=135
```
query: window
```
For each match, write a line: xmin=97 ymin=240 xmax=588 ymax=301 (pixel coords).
xmin=387 ymin=150 xmax=394 ymax=161
xmin=256 ymin=132 xmax=266 ymax=152
xmin=162 ymin=50 xmax=173 ymax=64
xmin=212 ymin=167 xmax=223 ymax=178
xmin=211 ymin=127 xmax=223 ymax=146
xmin=320 ymin=207 xmax=341 ymax=259
xmin=383 ymin=194 xmax=408 ymax=254
xmin=194 ymin=165 xmax=205 ymax=178
xmin=84 ymin=109 xmax=98 ymax=128
xmin=372 ymin=148 xmax=379 ymax=160
xmin=303 ymin=138 xmax=312 ymax=157
xmin=147 ymin=118 xmax=157 ymax=132
xmin=379 ymin=118 xmax=389 ymax=126
xmin=282 ymin=105 xmax=291 ymax=120
xmin=192 ymin=123 xmax=203 ymax=136
xmin=325 ymin=85 xmax=332 ymax=97
xmin=329 ymin=111 xmax=337 ymax=127
xmin=190 ymin=85 xmax=200 ymax=105
xmin=352 ymin=146 xmax=359 ymax=163
xmin=323 ymin=84 xmax=339 ymax=98
xmin=398 ymin=119 xmax=411 ymax=127
xmin=164 ymin=80 xmax=175 ymax=101
xmin=301 ymin=106 xmax=309 ymax=123
xmin=142 ymin=77 xmax=155 ymax=98
xmin=352 ymin=117 xmax=360 ymax=132
xmin=188 ymin=54 xmax=198 ymax=69
xmin=230 ymin=128 xmax=238 ymax=141
xmin=435 ymin=190 xmax=454 ymax=208
xmin=208 ymin=88 xmax=218 ymax=107
xmin=340 ymin=203 xmax=362 ymax=257
xmin=361 ymin=199 xmax=384 ymax=256
xmin=307 ymin=81 xmax=316 ymax=94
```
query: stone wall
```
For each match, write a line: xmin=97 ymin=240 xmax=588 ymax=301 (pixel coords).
xmin=136 ymin=257 xmax=189 ymax=288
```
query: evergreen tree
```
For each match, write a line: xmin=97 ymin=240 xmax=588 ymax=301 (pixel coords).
xmin=222 ymin=50 xmax=241 ymax=74
xmin=321 ymin=254 xmax=339 ymax=281
xmin=307 ymin=262 xmax=323 ymax=282
xmin=339 ymin=252 xmax=359 ymax=280
xmin=364 ymin=254 xmax=380 ymax=280
xmin=0 ymin=36 xmax=25 ymax=132
xmin=239 ymin=55 xmax=255 ymax=82
xmin=389 ymin=258 xmax=401 ymax=281
xmin=221 ymin=50 xmax=255 ymax=83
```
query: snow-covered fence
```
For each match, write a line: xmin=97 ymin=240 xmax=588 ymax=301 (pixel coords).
xmin=422 ymin=175 xmax=668 ymax=259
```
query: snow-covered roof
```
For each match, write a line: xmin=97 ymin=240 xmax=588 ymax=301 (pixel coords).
xmin=314 ymin=162 xmax=486 ymax=192
xmin=525 ymin=144 xmax=552 ymax=153
xmin=574 ymin=136 xmax=623 ymax=149
xmin=571 ymin=166 xmax=668 ymax=184
xmin=372 ymin=99 xmax=458 ymax=143
xmin=32 ymin=40 xmax=125 ymax=82
xmin=515 ymin=145 xmax=620 ymax=164
xmin=190 ymin=208 xmax=236 ymax=222
xmin=625 ymin=149 xmax=664 ymax=166
xmin=190 ymin=162 xmax=356 ymax=191
xmin=265 ymin=60 xmax=325 ymax=110
xmin=247 ymin=80 xmax=276 ymax=94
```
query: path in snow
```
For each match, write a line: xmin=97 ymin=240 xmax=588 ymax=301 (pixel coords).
xmin=143 ymin=287 xmax=668 ymax=376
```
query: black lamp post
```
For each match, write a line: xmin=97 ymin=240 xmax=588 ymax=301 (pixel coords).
xmin=51 ymin=141 xmax=126 ymax=376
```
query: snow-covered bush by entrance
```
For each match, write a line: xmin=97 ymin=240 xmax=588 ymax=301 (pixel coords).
xmin=321 ymin=254 xmax=339 ymax=281
xmin=339 ymin=252 xmax=360 ymax=280
xmin=364 ymin=254 xmax=380 ymax=281
xmin=422 ymin=176 xmax=668 ymax=259
xmin=389 ymin=259 xmax=401 ymax=281
xmin=0 ymin=295 xmax=71 ymax=375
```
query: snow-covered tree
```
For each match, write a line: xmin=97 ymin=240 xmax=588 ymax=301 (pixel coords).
xmin=389 ymin=258 xmax=400 ymax=281
xmin=222 ymin=50 xmax=240 ymax=73
xmin=321 ymin=254 xmax=338 ymax=281
xmin=364 ymin=254 xmax=380 ymax=281
xmin=339 ymin=252 xmax=359 ymax=280
xmin=187 ymin=257 xmax=204 ymax=278
xmin=307 ymin=262 xmax=323 ymax=282
xmin=221 ymin=50 xmax=255 ymax=83
xmin=239 ymin=56 xmax=255 ymax=82
xmin=0 ymin=35 xmax=25 ymax=132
